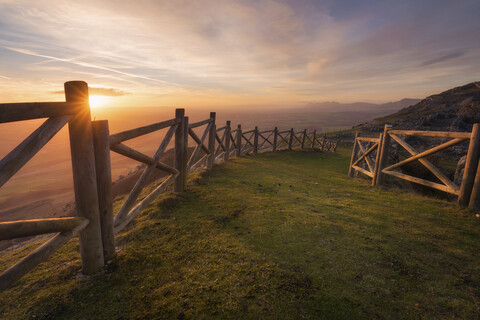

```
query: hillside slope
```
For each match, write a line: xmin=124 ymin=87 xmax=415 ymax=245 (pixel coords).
xmin=372 ymin=82 xmax=480 ymax=131
xmin=1 ymin=149 xmax=479 ymax=319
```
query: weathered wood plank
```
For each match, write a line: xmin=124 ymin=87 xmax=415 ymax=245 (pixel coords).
xmin=356 ymin=140 xmax=375 ymax=173
xmin=189 ymin=154 xmax=208 ymax=173
xmin=372 ymin=133 xmax=383 ymax=186
xmin=110 ymin=143 xmax=178 ymax=175
xmin=253 ymin=127 xmax=259 ymax=154
xmin=356 ymin=137 xmax=380 ymax=143
xmin=389 ymin=130 xmax=471 ymax=139
xmin=0 ymin=218 xmax=89 ymax=292
xmin=236 ymin=125 xmax=242 ymax=157
xmin=207 ymin=112 xmax=216 ymax=169
xmin=188 ymin=118 xmax=213 ymax=129
xmin=109 ymin=118 xmax=180 ymax=146
xmin=65 ymin=81 xmax=104 ymax=274
xmin=352 ymin=165 xmax=374 ymax=178
xmin=92 ymin=120 xmax=116 ymax=263
xmin=384 ymin=136 xmax=465 ymax=172
xmin=114 ymin=175 xmax=174 ymax=234
xmin=224 ymin=121 xmax=231 ymax=161
xmin=188 ymin=128 xmax=210 ymax=155
xmin=188 ymin=122 xmax=213 ymax=170
xmin=375 ymin=125 xmax=392 ymax=186
xmin=352 ymin=141 xmax=378 ymax=168
xmin=174 ymin=109 xmax=186 ymax=193
xmin=389 ymin=133 xmax=459 ymax=192
xmin=273 ymin=127 xmax=278 ymax=152
xmin=459 ymin=123 xmax=480 ymax=205
xmin=0 ymin=217 xmax=88 ymax=241
xmin=115 ymin=124 xmax=177 ymax=225
xmin=0 ymin=115 xmax=70 ymax=188
xmin=0 ymin=102 xmax=81 ymax=123
xmin=348 ymin=133 xmax=360 ymax=177
xmin=383 ymin=169 xmax=458 ymax=195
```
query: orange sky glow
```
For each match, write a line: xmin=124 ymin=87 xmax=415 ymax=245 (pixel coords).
xmin=0 ymin=0 xmax=479 ymax=109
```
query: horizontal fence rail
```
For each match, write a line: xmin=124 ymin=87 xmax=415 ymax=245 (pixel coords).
xmin=349 ymin=124 xmax=480 ymax=210
xmin=0 ymin=80 xmax=339 ymax=292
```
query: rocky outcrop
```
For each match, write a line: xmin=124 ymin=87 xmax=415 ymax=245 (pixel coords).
xmin=358 ymin=82 xmax=480 ymax=133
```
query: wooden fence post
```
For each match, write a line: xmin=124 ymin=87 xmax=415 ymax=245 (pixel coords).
xmin=371 ymin=133 xmax=384 ymax=186
xmin=273 ymin=127 xmax=278 ymax=152
xmin=348 ymin=132 xmax=359 ymax=178
xmin=182 ymin=116 xmax=189 ymax=189
xmin=459 ymin=123 xmax=480 ymax=206
xmin=288 ymin=128 xmax=294 ymax=150
xmin=312 ymin=130 xmax=316 ymax=149
xmin=174 ymin=108 xmax=186 ymax=192
xmin=301 ymin=129 xmax=306 ymax=148
xmin=236 ymin=124 xmax=242 ymax=157
xmin=207 ymin=112 xmax=216 ymax=169
xmin=375 ymin=124 xmax=392 ymax=186
xmin=92 ymin=120 xmax=115 ymax=263
xmin=64 ymin=81 xmax=104 ymax=274
xmin=469 ymin=155 xmax=480 ymax=210
xmin=253 ymin=126 xmax=259 ymax=154
xmin=224 ymin=121 xmax=231 ymax=161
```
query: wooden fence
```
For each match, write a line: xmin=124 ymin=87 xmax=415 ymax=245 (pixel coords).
xmin=0 ymin=81 xmax=338 ymax=291
xmin=349 ymin=124 xmax=480 ymax=210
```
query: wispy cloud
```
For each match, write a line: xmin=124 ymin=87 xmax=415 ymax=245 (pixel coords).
xmin=4 ymin=46 xmax=176 ymax=87
xmin=0 ymin=0 xmax=479 ymax=105
xmin=420 ymin=51 xmax=465 ymax=67
xmin=51 ymin=87 xmax=129 ymax=96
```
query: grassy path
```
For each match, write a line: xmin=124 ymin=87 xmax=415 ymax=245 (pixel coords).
xmin=1 ymin=148 xmax=479 ymax=319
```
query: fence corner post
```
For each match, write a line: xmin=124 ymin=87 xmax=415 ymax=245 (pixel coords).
xmin=459 ymin=123 xmax=480 ymax=206
xmin=469 ymin=155 xmax=480 ymax=210
xmin=348 ymin=132 xmax=359 ymax=178
xmin=92 ymin=120 xmax=116 ymax=264
xmin=301 ymin=129 xmax=307 ymax=149
xmin=174 ymin=108 xmax=186 ymax=192
xmin=312 ymin=130 xmax=316 ymax=149
xmin=371 ymin=133 xmax=384 ymax=186
xmin=273 ymin=127 xmax=278 ymax=152
xmin=253 ymin=126 xmax=259 ymax=154
xmin=224 ymin=121 xmax=231 ymax=161
xmin=288 ymin=128 xmax=294 ymax=150
xmin=236 ymin=124 xmax=242 ymax=157
xmin=207 ymin=112 xmax=216 ymax=169
xmin=375 ymin=124 xmax=392 ymax=186
xmin=65 ymin=80 xmax=104 ymax=274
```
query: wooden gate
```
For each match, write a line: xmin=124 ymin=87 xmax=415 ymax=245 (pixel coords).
xmin=349 ymin=124 xmax=480 ymax=209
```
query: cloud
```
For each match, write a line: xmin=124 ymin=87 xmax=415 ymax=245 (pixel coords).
xmin=0 ymin=0 xmax=479 ymax=104
xmin=51 ymin=87 xmax=129 ymax=96
xmin=420 ymin=52 xmax=465 ymax=67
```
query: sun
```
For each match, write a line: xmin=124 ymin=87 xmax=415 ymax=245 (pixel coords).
xmin=89 ymin=95 xmax=112 ymax=109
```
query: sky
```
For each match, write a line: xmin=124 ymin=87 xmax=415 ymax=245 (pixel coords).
xmin=0 ymin=0 xmax=479 ymax=109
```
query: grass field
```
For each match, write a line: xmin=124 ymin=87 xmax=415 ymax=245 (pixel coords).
xmin=1 ymin=147 xmax=479 ymax=319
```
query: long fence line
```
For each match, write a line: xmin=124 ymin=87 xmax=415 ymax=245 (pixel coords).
xmin=349 ymin=124 xmax=480 ymax=210
xmin=0 ymin=81 xmax=338 ymax=291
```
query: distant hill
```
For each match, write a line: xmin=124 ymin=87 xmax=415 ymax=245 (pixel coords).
xmin=369 ymin=82 xmax=480 ymax=131
xmin=302 ymin=98 xmax=420 ymax=114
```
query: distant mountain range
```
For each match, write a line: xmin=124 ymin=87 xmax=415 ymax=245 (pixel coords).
xmin=303 ymin=98 xmax=421 ymax=114
xmin=363 ymin=82 xmax=480 ymax=132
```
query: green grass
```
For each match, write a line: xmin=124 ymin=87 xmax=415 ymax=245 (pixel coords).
xmin=1 ymin=148 xmax=480 ymax=319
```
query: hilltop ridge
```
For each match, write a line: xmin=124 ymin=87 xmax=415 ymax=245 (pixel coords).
xmin=364 ymin=82 xmax=480 ymax=131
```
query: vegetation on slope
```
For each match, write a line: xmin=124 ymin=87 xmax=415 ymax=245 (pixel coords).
xmin=373 ymin=82 xmax=480 ymax=131
xmin=1 ymin=148 xmax=479 ymax=319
